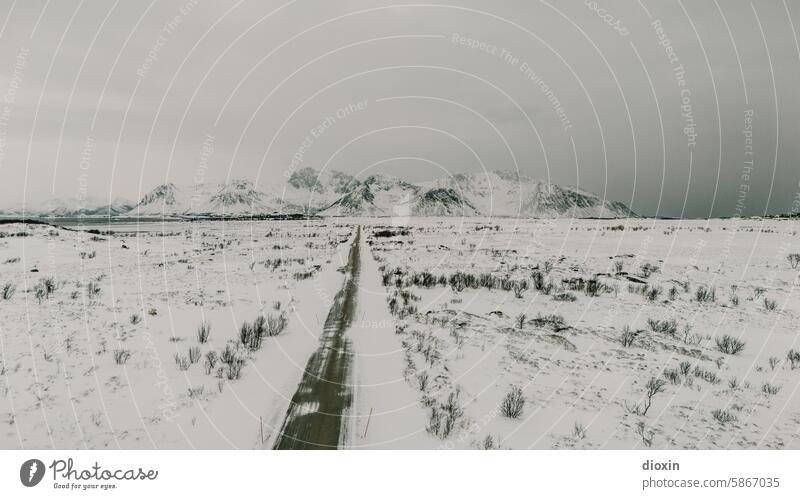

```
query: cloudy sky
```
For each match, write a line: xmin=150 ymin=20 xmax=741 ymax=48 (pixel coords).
xmin=0 ymin=0 xmax=798 ymax=218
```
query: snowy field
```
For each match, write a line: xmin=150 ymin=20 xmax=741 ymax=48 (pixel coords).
xmin=1 ymin=217 xmax=800 ymax=449
xmin=0 ymin=220 xmax=354 ymax=449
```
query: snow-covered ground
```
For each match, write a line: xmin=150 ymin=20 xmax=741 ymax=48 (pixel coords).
xmin=356 ymin=216 xmax=800 ymax=449
xmin=1 ymin=217 xmax=799 ymax=449
xmin=0 ymin=220 xmax=353 ymax=449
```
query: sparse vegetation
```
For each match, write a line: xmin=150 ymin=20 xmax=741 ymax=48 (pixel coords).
xmin=197 ymin=321 xmax=211 ymax=344
xmin=715 ymin=334 xmax=746 ymax=355
xmin=635 ymin=421 xmax=654 ymax=447
xmin=573 ymin=422 xmax=587 ymax=440
xmin=695 ymin=285 xmax=716 ymax=303
xmin=174 ymin=354 xmax=191 ymax=371
xmin=787 ymin=349 xmax=800 ymax=370
xmin=647 ymin=318 xmax=677 ymax=336
xmin=628 ymin=378 xmax=667 ymax=417
xmin=188 ymin=346 xmax=202 ymax=364
xmin=113 ymin=349 xmax=131 ymax=365
xmin=640 ymin=263 xmax=659 ymax=278
xmin=620 ymin=326 xmax=641 ymax=347
xmin=426 ymin=389 xmax=464 ymax=439
xmin=188 ymin=387 xmax=205 ymax=399
xmin=711 ymin=408 xmax=737 ymax=424
xmin=86 ymin=281 xmax=101 ymax=298
xmin=499 ymin=386 xmax=526 ymax=419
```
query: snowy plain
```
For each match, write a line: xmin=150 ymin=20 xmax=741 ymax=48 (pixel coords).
xmin=1 ymin=216 xmax=799 ymax=449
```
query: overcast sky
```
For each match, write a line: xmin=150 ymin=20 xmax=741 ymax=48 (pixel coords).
xmin=0 ymin=0 xmax=798 ymax=218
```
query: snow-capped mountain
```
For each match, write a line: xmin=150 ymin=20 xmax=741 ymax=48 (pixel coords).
xmin=277 ymin=168 xmax=360 ymax=213
xmin=129 ymin=180 xmax=275 ymax=216
xmin=197 ymin=180 xmax=271 ymax=215
xmin=413 ymin=187 xmax=480 ymax=217
xmin=319 ymin=173 xmax=420 ymax=217
xmin=129 ymin=183 xmax=194 ymax=216
xmin=0 ymin=196 xmax=135 ymax=217
xmin=2 ymin=169 xmax=635 ymax=219
xmin=424 ymin=171 xmax=635 ymax=218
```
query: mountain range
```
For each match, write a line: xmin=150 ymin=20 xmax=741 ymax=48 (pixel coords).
xmin=1 ymin=168 xmax=635 ymax=219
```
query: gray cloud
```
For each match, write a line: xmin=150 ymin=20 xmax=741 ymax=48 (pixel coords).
xmin=0 ymin=0 xmax=798 ymax=217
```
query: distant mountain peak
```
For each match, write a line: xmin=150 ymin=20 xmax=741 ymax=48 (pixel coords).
xmin=288 ymin=168 xmax=324 ymax=193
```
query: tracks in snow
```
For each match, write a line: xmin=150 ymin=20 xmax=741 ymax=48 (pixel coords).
xmin=272 ymin=227 xmax=361 ymax=449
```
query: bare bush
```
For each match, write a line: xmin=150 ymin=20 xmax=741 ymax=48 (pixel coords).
xmin=188 ymin=387 xmax=205 ymax=399
xmin=640 ymin=263 xmax=659 ymax=278
xmin=239 ymin=321 xmax=260 ymax=351
xmin=629 ymin=378 xmax=667 ymax=416
xmin=174 ymin=354 xmax=190 ymax=371
xmin=645 ymin=286 xmax=662 ymax=302
xmin=695 ymin=286 xmax=716 ymax=303
xmin=1 ymin=282 xmax=15 ymax=300
xmin=197 ymin=321 xmax=211 ymax=344
xmin=620 ymin=326 xmax=641 ymax=347
xmin=693 ymin=366 xmax=720 ymax=384
xmin=499 ymin=386 xmax=526 ymax=419
xmin=573 ymin=422 xmax=587 ymax=440
xmin=265 ymin=313 xmax=288 ymax=336
xmin=663 ymin=368 xmax=681 ymax=385
xmin=711 ymin=408 xmax=737 ymax=424
xmin=221 ymin=343 xmax=245 ymax=380
xmin=426 ymin=390 xmax=464 ymax=439
xmin=762 ymin=383 xmax=781 ymax=395
xmin=511 ymin=279 xmax=528 ymax=299
xmin=553 ymin=292 xmax=577 ymax=302
xmin=787 ymin=349 xmax=800 ymax=369
xmin=635 ymin=421 xmax=654 ymax=447
xmin=647 ymin=318 xmax=677 ymax=336
xmin=113 ymin=349 xmax=131 ymax=365
xmin=480 ymin=435 xmax=497 ymax=450
xmin=715 ymin=334 xmax=745 ymax=355
xmin=768 ymin=356 xmax=780 ymax=371
xmin=86 ymin=281 xmax=101 ymax=298
xmin=188 ymin=346 xmax=202 ymax=364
